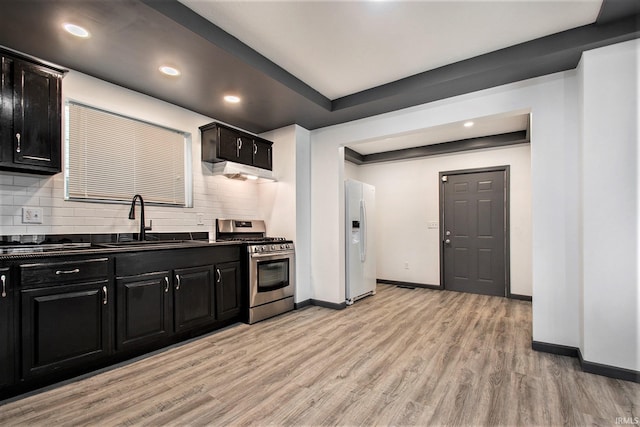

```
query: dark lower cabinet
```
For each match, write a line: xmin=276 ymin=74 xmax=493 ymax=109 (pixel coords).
xmin=174 ymin=265 xmax=216 ymax=333
xmin=215 ymin=261 xmax=241 ymax=321
xmin=0 ymin=268 xmax=13 ymax=388
xmin=116 ymin=272 xmax=172 ymax=353
xmin=20 ymin=280 xmax=110 ymax=380
xmin=1 ymin=245 xmax=243 ymax=399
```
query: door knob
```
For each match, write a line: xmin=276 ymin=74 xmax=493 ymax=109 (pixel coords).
xmin=445 ymin=239 xmax=451 ymax=244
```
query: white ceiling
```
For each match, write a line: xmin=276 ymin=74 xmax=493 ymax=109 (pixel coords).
xmin=178 ymin=0 xmax=601 ymax=154
xmin=350 ymin=111 xmax=530 ymax=155
xmin=179 ymin=0 xmax=602 ymax=100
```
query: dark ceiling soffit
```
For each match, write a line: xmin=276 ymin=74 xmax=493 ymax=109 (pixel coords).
xmin=346 ymin=131 xmax=529 ymax=165
xmin=332 ymin=15 xmax=640 ymax=113
xmin=137 ymin=1 xmax=637 ymax=131
xmin=344 ymin=147 xmax=365 ymax=165
xmin=597 ymin=0 xmax=640 ymax=25
xmin=141 ymin=0 xmax=332 ymax=111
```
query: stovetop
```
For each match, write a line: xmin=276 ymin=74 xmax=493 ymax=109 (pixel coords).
xmin=216 ymin=236 xmax=289 ymax=243
xmin=215 ymin=219 xmax=292 ymax=247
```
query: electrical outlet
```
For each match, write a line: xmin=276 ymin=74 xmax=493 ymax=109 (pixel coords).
xmin=404 ymin=261 xmax=409 ymax=269
xmin=427 ymin=221 xmax=439 ymax=229
xmin=196 ymin=213 xmax=205 ymax=225
xmin=22 ymin=207 xmax=43 ymax=224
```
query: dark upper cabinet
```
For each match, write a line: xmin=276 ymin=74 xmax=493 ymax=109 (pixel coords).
xmin=252 ymin=137 xmax=272 ymax=170
xmin=116 ymin=271 xmax=172 ymax=353
xmin=0 ymin=52 xmax=63 ymax=174
xmin=200 ymin=122 xmax=273 ymax=170
xmin=19 ymin=258 xmax=111 ymax=380
xmin=217 ymin=126 xmax=253 ymax=165
xmin=215 ymin=261 xmax=241 ymax=322
xmin=0 ymin=268 xmax=13 ymax=388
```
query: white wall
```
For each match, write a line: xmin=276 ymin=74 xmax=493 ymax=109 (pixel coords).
xmin=579 ymin=39 xmax=639 ymax=371
xmin=258 ymin=126 xmax=297 ymax=238
xmin=311 ymin=70 xmax=580 ymax=350
xmin=0 ymin=70 xmax=264 ymax=238
xmin=259 ymin=125 xmax=312 ymax=303
xmin=353 ymin=144 xmax=532 ymax=296
xmin=310 ymin=40 xmax=639 ymax=372
xmin=344 ymin=159 xmax=361 ymax=181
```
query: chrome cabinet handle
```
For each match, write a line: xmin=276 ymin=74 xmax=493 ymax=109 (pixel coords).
xmin=175 ymin=274 xmax=181 ymax=290
xmin=164 ymin=276 xmax=169 ymax=293
xmin=56 ymin=268 xmax=80 ymax=275
xmin=216 ymin=268 xmax=221 ymax=283
xmin=253 ymin=142 xmax=257 ymax=155
xmin=236 ymin=138 xmax=242 ymax=157
xmin=268 ymin=147 xmax=271 ymax=164
xmin=16 ymin=133 xmax=21 ymax=153
xmin=102 ymin=286 xmax=108 ymax=305
xmin=1 ymin=275 xmax=6 ymax=298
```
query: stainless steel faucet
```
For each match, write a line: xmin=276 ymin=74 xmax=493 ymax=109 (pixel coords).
xmin=128 ymin=194 xmax=152 ymax=241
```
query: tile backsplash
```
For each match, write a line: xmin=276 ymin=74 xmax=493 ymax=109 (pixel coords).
xmin=0 ymin=170 xmax=260 ymax=237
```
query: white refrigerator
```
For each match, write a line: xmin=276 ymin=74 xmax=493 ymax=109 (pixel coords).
xmin=345 ymin=179 xmax=376 ymax=305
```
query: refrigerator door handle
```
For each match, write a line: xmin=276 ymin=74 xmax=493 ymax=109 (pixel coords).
xmin=360 ymin=199 xmax=366 ymax=262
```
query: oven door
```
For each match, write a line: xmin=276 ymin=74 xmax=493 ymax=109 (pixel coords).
xmin=249 ymin=251 xmax=295 ymax=307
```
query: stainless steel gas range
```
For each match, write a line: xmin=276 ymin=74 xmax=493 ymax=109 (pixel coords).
xmin=216 ymin=219 xmax=295 ymax=324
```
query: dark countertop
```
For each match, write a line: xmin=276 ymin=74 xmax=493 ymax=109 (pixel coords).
xmin=0 ymin=232 xmax=242 ymax=261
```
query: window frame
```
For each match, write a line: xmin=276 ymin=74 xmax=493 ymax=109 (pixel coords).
xmin=63 ymin=100 xmax=193 ymax=208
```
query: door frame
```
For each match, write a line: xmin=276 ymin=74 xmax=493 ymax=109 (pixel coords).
xmin=438 ymin=165 xmax=511 ymax=297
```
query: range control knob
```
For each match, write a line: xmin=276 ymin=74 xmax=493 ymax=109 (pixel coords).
xmin=271 ymin=245 xmax=277 ymax=251
xmin=280 ymin=244 xmax=286 ymax=250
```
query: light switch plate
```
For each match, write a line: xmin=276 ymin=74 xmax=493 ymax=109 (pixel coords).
xmin=22 ymin=207 xmax=43 ymax=224
xmin=196 ymin=213 xmax=205 ymax=225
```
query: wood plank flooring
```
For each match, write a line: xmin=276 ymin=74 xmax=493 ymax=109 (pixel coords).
xmin=1 ymin=284 xmax=638 ymax=426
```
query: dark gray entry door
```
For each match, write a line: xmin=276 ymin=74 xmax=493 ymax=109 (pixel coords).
xmin=442 ymin=170 xmax=507 ymax=297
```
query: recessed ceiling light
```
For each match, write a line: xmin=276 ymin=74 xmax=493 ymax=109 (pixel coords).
xmin=159 ymin=65 xmax=181 ymax=77
xmin=224 ymin=95 xmax=241 ymax=104
xmin=463 ymin=121 xmax=474 ymax=128
xmin=63 ymin=23 xmax=90 ymax=38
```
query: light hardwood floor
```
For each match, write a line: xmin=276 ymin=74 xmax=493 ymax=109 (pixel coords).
xmin=1 ymin=284 xmax=638 ymax=426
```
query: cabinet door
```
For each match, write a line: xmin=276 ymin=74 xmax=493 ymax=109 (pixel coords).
xmin=0 ymin=56 xmax=12 ymax=167
xmin=215 ymin=261 xmax=241 ymax=321
xmin=116 ymin=272 xmax=172 ymax=352
xmin=21 ymin=280 xmax=110 ymax=380
xmin=218 ymin=127 xmax=253 ymax=165
xmin=174 ymin=265 xmax=216 ymax=333
xmin=12 ymin=59 xmax=61 ymax=172
xmin=252 ymin=138 xmax=272 ymax=170
xmin=0 ymin=268 xmax=13 ymax=388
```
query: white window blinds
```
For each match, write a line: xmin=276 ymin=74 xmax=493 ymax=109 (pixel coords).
xmin=66 ymin=102 xmax=187 ymax=206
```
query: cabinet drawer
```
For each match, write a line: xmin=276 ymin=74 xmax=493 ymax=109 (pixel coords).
xmin=20 ymin=258 xmax=109 ymax=287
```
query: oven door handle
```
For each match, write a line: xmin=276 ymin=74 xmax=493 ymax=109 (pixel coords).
xmin=250 ymin=252 xmax=294 ymax=259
